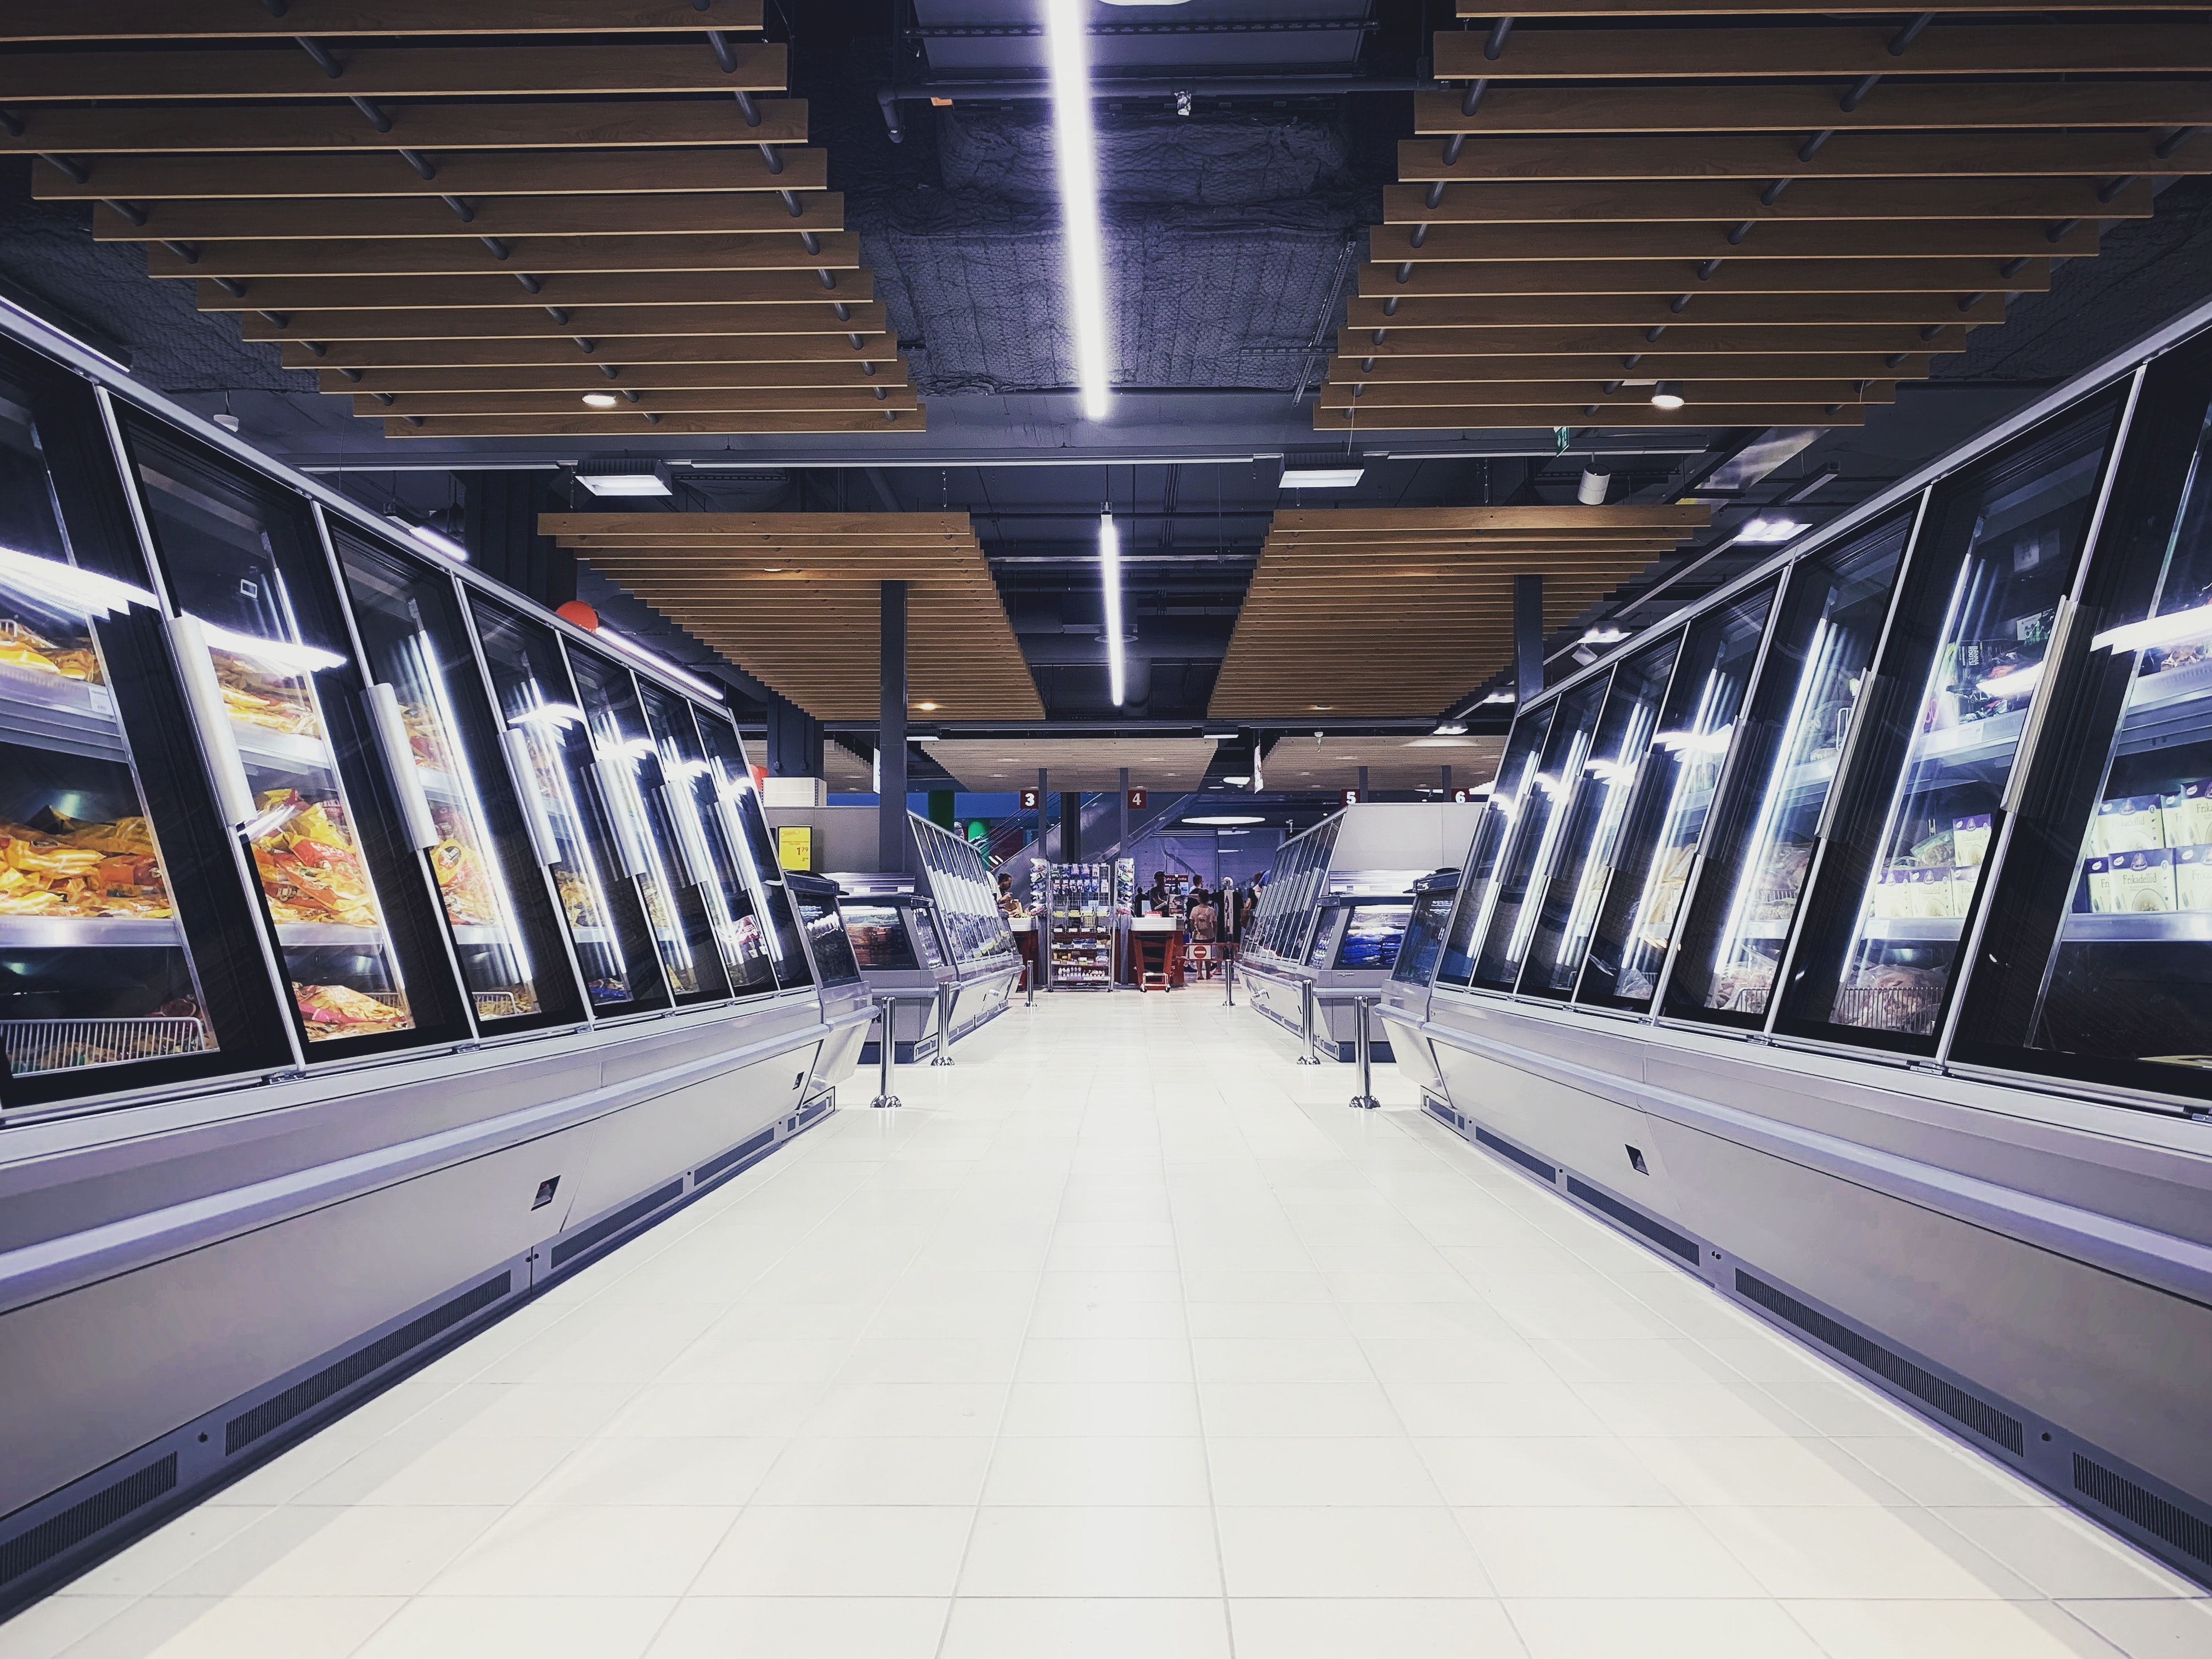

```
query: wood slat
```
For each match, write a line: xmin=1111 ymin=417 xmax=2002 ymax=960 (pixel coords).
xmin=0 ymin=99 xmax=809 ymax=154
xmin=1369 ymin=219 xmax=2102 ymax=259
xmin=1324 ymin=352 xmax=1931 ymax=381
xmin=1358 ymin=259 xmax=2047 ymax=300
xmin=1395 ymin=132 xmax=2207 ymax=183
xmin=1273 ymin=507 xmax=1708 ymax=531
xmin=1378 ymin=177 xmax=2149 ymax=225
xmin=1346 ymin=292 xmax=2009 ymax=329
xmin=1351 ymin=325 xmax=1958 ymax=358
xmin=1317 ymin=381 xmax=1895 ymax=409
xmin=2 ymin=2 xmax=764 ymax=38
xmin=1431 ymin=25 xmax=2212 ymax=80
xmin=1455 ymin=1 xmax=2192 ymax=13
xmin=147 ymin=231 xmax=862 ymax=278
xmin=1315 ymin=403 xmax=1867 ymax=428
xmin=0 ymin=44 xmax=788 ymax=100
xmin=321 ymin=360 xmax=903 ymax=393
xmin=544 ymin=513 xmax=972 ymax=536
xmin=359 ymin=387 xmax=918 ymax=416
xmin=204 ymin=271 xmax=872 ymax=312
xmin=242 ymin=302 xmax=884 ymax=341
xmin=98 ymin=193 xmax=842 ymax=242
xmin=42 ymin=147 xmax=822 ymax=202
xmin=286 ymin=334 xmax=895 ymax=368
xmin=388 ymin=410 xmax=923 ymax=436
xmin=1413 ymin=82 xmax=2212 ymax=134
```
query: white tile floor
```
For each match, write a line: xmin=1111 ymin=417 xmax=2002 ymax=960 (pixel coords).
xmin=7 ymin=990 xmax=2209 ymax=1658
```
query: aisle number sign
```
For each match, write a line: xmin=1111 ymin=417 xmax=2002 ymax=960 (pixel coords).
xmin=775 ymin=825 xmax=814 ymax=871
xmin=1127 ymin=788 xmax=1148 ymax=810
xmin=1341 ymin=788 xmax=1361 ymax=806
xmin=1019 ymin=787 xmax=1042 ymax=810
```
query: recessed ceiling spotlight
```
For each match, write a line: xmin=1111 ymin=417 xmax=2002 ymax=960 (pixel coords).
xmin=581 ymin=392 xmax=620 ymax=408
xmin=1651 ymin=381 xmax=1686 ymax=410
xmin=915 ymin=701 xmax=939 ymax=711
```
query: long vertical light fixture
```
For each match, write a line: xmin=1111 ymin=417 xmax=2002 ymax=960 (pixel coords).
xmin=1045 ymin=0 xmax=1112 ymax=420
xmin=1099 ymin=506 xmax=1126 ymax=706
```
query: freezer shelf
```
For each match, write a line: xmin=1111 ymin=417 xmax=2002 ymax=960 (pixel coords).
xmin=0 ymin=915 xmax=183 ymax=947
xmin=0 ymin=667 xmax=129 ymax=764
xmin=1858 ymin=916 xmax=1967 ymax=941
xmin=2062 ymin=911 xmax=2212 ymax=943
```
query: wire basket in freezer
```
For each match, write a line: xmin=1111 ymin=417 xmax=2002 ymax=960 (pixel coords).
xmin=2 ymin=1017 xmax=208 ymax=1077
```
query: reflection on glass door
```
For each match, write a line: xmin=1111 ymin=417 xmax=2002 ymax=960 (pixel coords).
xmin=1435 ymin=701 xmax=1555 ymax=988
xmin=693 ymin=714 xmax=810 ymax=989
xmin=1472 ymin=674 xmax=1610 ymax=991
xmin=1579 ymin=582 xmax=1776 ymax=1011
xmin=1519 ymin=638 xmax=1681 ymax=998
xmin=0 ymin=383 xmax=214 ymax=1090
xmin=1662 ymin=514 xmax=1914 ymax=1026
xmin=1779 ymin=395 xmax=2127 ymax=1049
xmin=1954 ymin=341 xmax=2212 ymax=1102
xmin=129 ymin=432 xmax=438 ymax=1049
xmin=565 ymin=645 xmax=727 ymax=1005
xmin=332 ymin=528 xmax=578 ymax=1028
xmin=469 ymin=597 xmax=661 ymax=1014
xmin=642 ymin=686 xmax=775 ymax=996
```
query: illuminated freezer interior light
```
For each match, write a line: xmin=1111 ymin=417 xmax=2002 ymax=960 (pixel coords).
xmin=1045 ymin=0 xmax=1113 ymax=421
xmin=0 ymin=545 xmax=158 ymax=616
xmin=1099 ymin=509 xmax=1126 ymax=706
xmin=195 ymin=617 xmax=348 ymax=675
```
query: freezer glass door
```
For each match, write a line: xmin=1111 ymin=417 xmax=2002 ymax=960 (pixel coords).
xmin=1579 ymin=580 xmax=1776 ymax=1011
xmin=566 ymin=646 xmax=728 ymax=1005
xmin=1391 ymin=888 xmax=1457 ymax=985
xmin=1778 ymin=393 xmax=2127 ymax=1050
xmin=794 ymin=888 xmax=863 ymax=986
xmin=1954 ymin=341 xmax=2212 ymax=1102
xmin=1 ymin=369 xmax=293 ymax=1102
xmin=843 ymin=901 xmax=921 ymax=970
xmin=1336 ymin=903 xmax=1413 ymax=970
xmin=1661 ymin=512 xmax=1914 ymax=1026
xmin=1472 ymin=675 xmax=1610 ymax=992
xmin=128 ymin=424 xmax=465 ymax=1053
xmin=469 ymin=597 xmax=664 ymax=1015
xmin=1519 ymin=637 xmax=1681 ymax=998
xmin=332 ymin=528 xmax=579 ymax=1029
xmin=640 ymin=686 xmax=775 ymax=996
xmin=1435 ymin=702 xmax=1555 ymax=989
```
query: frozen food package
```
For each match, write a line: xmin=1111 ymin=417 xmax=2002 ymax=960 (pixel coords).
xmin=1951 ymin=865 xmax=1984 ymax=919
xmin=1914 ymin=867 xmax=1957 ymax=919
xmin=2175 ymin=845 xmax=2212 ymax=912
xmin=2085 ymin=855 xmax=2113 ymax=914
xmin=2166 ymin=780 xmax=2212 ymax=850
xmin=1951 ymin=814 xmax=1993 ymax=868
xmin=2097 ymin=795 xmax=2166 ymax=855
xmin=2108 ymin=848 xmax=2177 ymax=913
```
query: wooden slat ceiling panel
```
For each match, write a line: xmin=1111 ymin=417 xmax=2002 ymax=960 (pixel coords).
xmin=541 ymin=514 xmax=1042 ymax=722
xmin=0 ymin=16 xmax=917 ymax=443
xmin=1210 ymin=507 xmax=1708 ymax=718
xmin=1327 ymin=14 xmax=2193 ymax=431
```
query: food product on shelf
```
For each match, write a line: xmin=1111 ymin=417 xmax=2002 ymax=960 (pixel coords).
xmin=1747 ymin=840 xmax=1812 ymax=922
xmin=293 ymin=981 xmax=409 ymax=1034
xmin=1836 ymin=962 xmax=1944 ymax=1034
xmin=0 ymin=618 xmax=102 ymax=684
xmin=2177 ymin=847 xmax=2212 ymax=911
xmin=0 ymin=810 xmax=172 ymax=918
xmin=1953 ymin=814 xmax=1993 ymax=867
xmin=554 ymin=867 xmax=601 ymax=928
xmin=2097 ymin=795 xmax=2166 ymax=854
xmin=2108 ymin=848 xmax=2178 ymax=913
xmin=2165 ymin=781 xmax=2212 ymax=849
xmin=215 ymin=655 xmax=319 ymax=736
xmin=426 ymin=805 xmax=499 ymax=927
xmin=2084 ymin=855 xmax=2113 ymax=913
xmin=249 ymin=789 xmax=379 ymax=927
xmin=398 ymin=698 xmax=452 ymax=770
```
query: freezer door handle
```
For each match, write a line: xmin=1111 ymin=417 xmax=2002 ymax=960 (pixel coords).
xmin=166 ymin=612 xmax=257 ymax=829
xmin=366 ymin=682 xmax=439 ymax=851
xmin=593 ymin=754 xmax=650 ymax=877
xmin=657 ymin=782 xmax=715 ymax=889
xmin=500 ymin=727 xmax=563 ymax=867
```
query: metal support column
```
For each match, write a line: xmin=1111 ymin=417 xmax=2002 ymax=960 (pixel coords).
xmin=1118 ymin=765 xmax=1129 ymax=854
xmin=1348 ymin=995 xmax=1380 ymax=1109
xmin=1357 ymin=765 xmax=1369 ymax=802
xmin=1036 ymin=766 xmax=1049 ymax=867
xmin=879 ymin=580 xmax=909 ymax=873
xmin=1059 ymin=792 xmax=1082 ymax=862
xmin=1514 ymin=573 xmax=1545 ymax=704
xmin=870 ymin=994 xmax=902 ymax=1108
xmin=930 ymin=980 xmax=955 ymax=1066
xmin=1296 ymin=979 xmax=1321 ymax=1064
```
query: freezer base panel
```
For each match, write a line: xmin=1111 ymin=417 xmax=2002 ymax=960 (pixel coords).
xmin=0 ymin=1040 xmax=837 ymax=1615
xmin=1241 ymin=964 xmax=1396 ymax=1063
xmin=1418 ymin=1004 xmax=2212 ymax=1591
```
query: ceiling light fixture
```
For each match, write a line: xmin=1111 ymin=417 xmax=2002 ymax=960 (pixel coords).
xmin=1280 ymin=467 xmax=1365 ymax=489
xmin=594 ymin=624 xmax=724 ymax=701
xmin=581 ymin=392 xmax=620 ymax=408
xmin=575 ymin=465 xmax=671 ymax=498
xmin=1432 ymin=721 xmax=1468 ymax=735
xmin=1650 ymin=381 xmax=1686 ymax=410
xmin=1480 ymin=691 xmax=1516 ymax=705
xmin=1183 ymin=814 xmax=1265 ymax=826
xmin=1045 ymin=0 xmax=1113 ymax=421
xmin=915 ymin=701 xmax=939 ymax=710
xmin=1576 ymin=468 xmax=1610 ymax=505
xmin=1099 ymin=508 xmax=1126 ymax=706
xmin=1581 ymin=626 xmax=1631 ymax=645
xmin=1736 ymin=516 xmax=1810 ymax=544
xmin=382 ymin=513 xmax=468 ymax=563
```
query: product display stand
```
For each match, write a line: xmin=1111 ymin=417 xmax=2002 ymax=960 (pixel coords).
xmin=1045 ymin=861 xmax=1114 ymax=988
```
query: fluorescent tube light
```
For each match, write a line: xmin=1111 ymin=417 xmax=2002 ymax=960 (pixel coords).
xmin=1480 ymin=691 xmax=1516 ymax=705
xmin=1099 ymin=510 xmax=1126 ymax=706
xmin=385 ymin=514 xmax=469 ymax=562
xmin=1184 ymin=815 xmax=1264 ymax=826
xmin=1581 ymin=627 xmax=1631 ymax=645
xmin=595 ymin=624 xmax=726 ymax=701
xmin=576 ymin=471 xmax=670 ymax=498
xmin=1280 ymin=467 xmax=1365 ymax=489
xmin=1045 ymin=0 xmax=1113 ymax=421
xmin=1432 ymin=721 xmax=1469 ymax=735
xmin=1736 ymin=516 xmax=1809 ymax=545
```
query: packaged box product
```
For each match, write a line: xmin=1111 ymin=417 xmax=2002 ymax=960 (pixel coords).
xmin=1872 ymin=870 xmax=1903 ymax=918
xmin=1951 ymin=864 xmax=1984 ymax=918
xmin=2108 ymin=848 xmax=2177 ymax=913
xmin=2098 ymin=795 xmax=2166 ymax=855
xmin=2084 ymin=855 xmax=2113 ymax=913
xmin=1952 ymin=814 xmax=1993 ymax=867
xmin=1912 ymin=867 xmax=1957 ymax=919
xmin=2165 ymin=780 xmax=2212 ymax=850
xmin=2176 ymin=845 xmax=2212 ymax=912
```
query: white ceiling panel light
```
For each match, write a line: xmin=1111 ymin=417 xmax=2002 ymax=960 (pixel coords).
xmin=575 ymin=461 xmax=672 ymax=498
xmin=1045 ymin=0 xmax=1113 ymax=421
xmin=1736 ymin=516 xmax=1810 ymax=544
xmin=1280 ymin=467 xmax=1365 ymax=489
xmin=1099 ymin=509 xmax=1126 ymax=706
xmin=1184 ymin=815 xmax=1265 ymax=826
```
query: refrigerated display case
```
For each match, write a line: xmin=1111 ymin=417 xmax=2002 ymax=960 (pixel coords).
xmin=842 ymin=891 xmax=957 ymax=1064
xmin=1390 ymin=305 xmax=2212 ymax=1588
xmin=1239 ymin=803 xmax=1481 ymax=1060
xmin=0 ymin=309 xmax=878 ymax=1608
xmin=909 ymin=814 xmax=1021 ymax=1040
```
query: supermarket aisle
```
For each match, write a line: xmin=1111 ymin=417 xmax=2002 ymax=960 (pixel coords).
xmin=4 ymin=992 xmax=2207 ymax=1659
